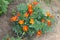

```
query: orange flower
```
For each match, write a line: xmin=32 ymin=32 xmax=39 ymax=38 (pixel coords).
xmin=10 ymin=16 xmax=18 ymax=22
xmin=28 ymin=4 xmax=33 ymax=15
xmin=23 ymin=25 xmax=28 ymax=32
xmin=17 ymin=12 xmax=20 ymax=17
xmin=28 ymin=4 xmax=32 ymax=9
xmin=7 ymin=38 xmax=10 ymax=40
xmin=28 ymin=9 xmax=33 ymax=15
xmin=33 ymin=1 xmax=38 ymax=5
xmin=30 ymin=18 xmax=34 ymax=24
xmin=47 ymin=20 xmax=51 ymax=26
xmin=41 ymin=18 xmax=45 ymax=23
xmin=24 ymin=12 xmax=29 ymax=18
xmin=37 ymin=30 xmax=42 ymax=36
xmin=46 ymin=11 xmax=51 ymax=16
xmin=18 ymin=20 xmax=24 ymax=25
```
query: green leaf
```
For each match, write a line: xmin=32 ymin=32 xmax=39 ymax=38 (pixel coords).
xmin=2 ymin=35 xmax=22 ymax=40
xmin=33 ymin=4 xmax=43 ymax=13
xmin=41 ymin=23 xmax=52 ymax=33
xmin=5 ymin=0 xmax=12 ymax=2
xmin=17 ymin=3 xmax=28 ymax=14
xmin=30 ymin=12 xmax=38 ymax=18
xmin=2 ymin=0 xmax=9 ymax=12
xmin=29 ymin=19 xmax=42 ymax=31
xmin=0 ymin=0 xmax=12 ymax=16
xmin=12 ymin=22 xmax=22 ymax=34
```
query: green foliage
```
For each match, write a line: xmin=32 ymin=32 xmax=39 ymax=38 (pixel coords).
xmin=17 ymin=3 xmax=28 ymax=14
xmin=5 ymin=0 xmax=12 ymax=2
xmin=0 ymin=0 xmax=11 ymax=16
xmin=2 ymin=35 xmax=22 ymax=40
xmin=9 ymin=1 xmax=54 ymax=40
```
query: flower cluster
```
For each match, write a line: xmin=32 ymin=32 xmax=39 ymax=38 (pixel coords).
xmin=10 ymin=1 xmax=54 ymax=39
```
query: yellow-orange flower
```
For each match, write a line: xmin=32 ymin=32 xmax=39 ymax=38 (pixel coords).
xmin=18 ymin=20 xmax=24 ymax=25
xmin=10 ymin=16 xmax=18 ymax=22
xmin=23 ymin=25 xmax=28 ymax=32
xmin=24 ymin=12 xmax=29 ymax=18
xmin=37 ymin=30 xmax=42 ymax=36
xmin=47 ymin=20 xmax=51 ymax=26
xmin=41 ymin=18 xmax=45 ymax=23
xmin=46 ymin=11 xmax=51 ymax=16
xmin=17 ymin=12 xmax=20 ymax=17
xmin=30 ymin=18 xmax=34 ymax=24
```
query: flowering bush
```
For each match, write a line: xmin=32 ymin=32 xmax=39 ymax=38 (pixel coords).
xmin=3 ymin=1 xmax=54 ymax=40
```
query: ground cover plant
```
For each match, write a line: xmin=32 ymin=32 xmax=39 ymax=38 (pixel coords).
xmin=0 ymin=0 xmax=11 ymax=16
xmin=2 ymin=1 xmax=54 ymax=40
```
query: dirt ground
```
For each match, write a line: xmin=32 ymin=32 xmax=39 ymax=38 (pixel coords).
xmin=0 ymin=0 xmax=60 ymax=40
